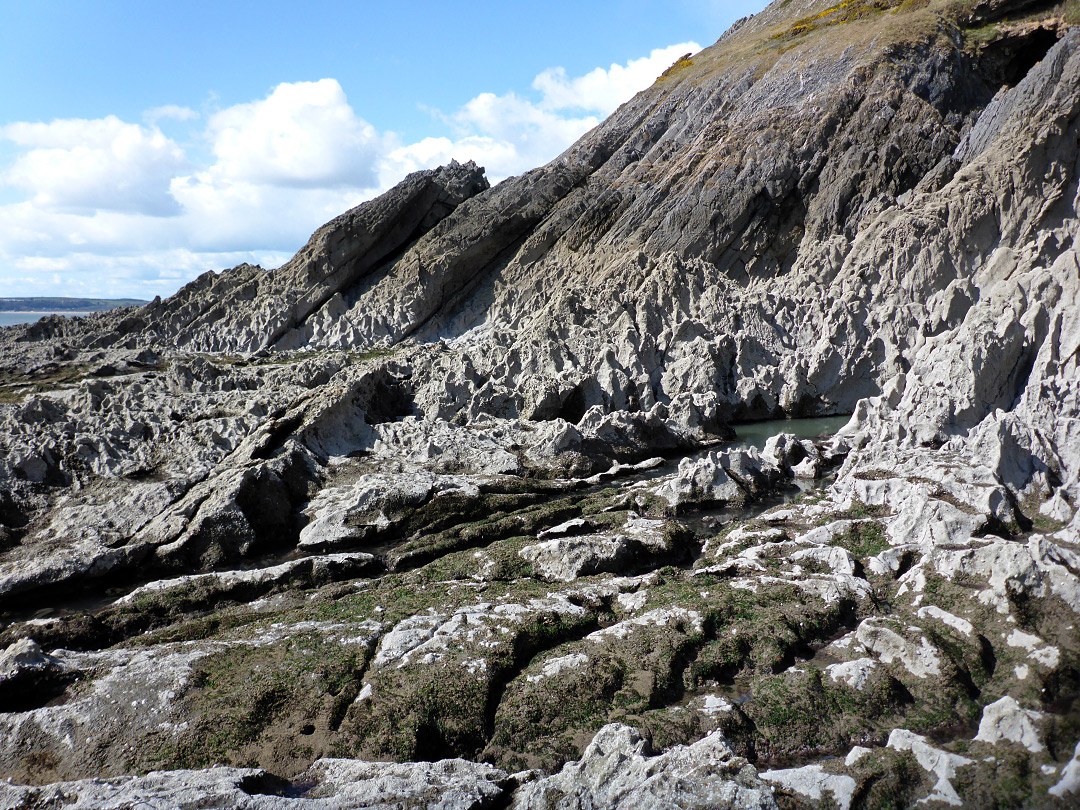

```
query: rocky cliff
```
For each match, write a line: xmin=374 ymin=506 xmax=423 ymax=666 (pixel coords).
xmin=1 ymin=0 xmax=1079 ymax=807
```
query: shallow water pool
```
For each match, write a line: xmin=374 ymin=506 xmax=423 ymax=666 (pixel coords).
xmin=728 ymin=414 xmax=852 ymax=451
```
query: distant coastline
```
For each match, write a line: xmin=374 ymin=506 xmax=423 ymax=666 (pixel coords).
xmin=0 ymin=297 xmax=148 ymax=313
xmin=0 ymin=297 xmax=149 ymax=327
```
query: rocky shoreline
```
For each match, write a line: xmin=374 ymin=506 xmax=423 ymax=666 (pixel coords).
xmin=2 ymin=0 xmax=1079 ymax=807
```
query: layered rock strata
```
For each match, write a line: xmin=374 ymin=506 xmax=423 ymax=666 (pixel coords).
xmin=1 ymin=0 xmax=1079 ymax=807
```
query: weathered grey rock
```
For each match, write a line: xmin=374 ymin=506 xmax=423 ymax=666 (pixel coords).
xmin=0 ymin=638 xmax=70 ymax=715
xmin=761 ymin=434 xmax=812 ymax=476
xmin=0 ymin=756 xmax=510 ymax=809
xmin=112 ymin=551 xmax=379 ymax=607
xmin=0 ymin=639 xmax=55 ymax=684
xmin=512 ymin=724 xmax=777 ymax=810
xmin=760 ymin=764 xmax=856 ymax=810
xmin=519 ymin=516 xmax=677 ymax=582
xmin=298 ymin=471 xmax=482 ymax=552
xmin=886 ymin=729 xmax=974 ymax=807
xmin=974 ymin=695 xmax=1049 ymax=753
xmin=654 ymin=447 xmax=786 ymax=510
xmin=1051 ymin=741 xmax=1080 ymax=798
xmin=0 ymin=3 xmax=1079 ymax=808
xmin=0 ymin=620 xmax=383 ymax=781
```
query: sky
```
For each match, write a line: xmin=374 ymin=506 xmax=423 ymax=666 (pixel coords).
xmin=0 ymin=1 xmax=768 ymax=300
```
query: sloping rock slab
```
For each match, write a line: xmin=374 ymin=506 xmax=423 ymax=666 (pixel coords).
xmin=0 ymin=756 xmax=511 ymax=809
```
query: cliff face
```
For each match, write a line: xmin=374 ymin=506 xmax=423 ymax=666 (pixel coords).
xmin=1 ymin=0 xmax=1079 ymax=806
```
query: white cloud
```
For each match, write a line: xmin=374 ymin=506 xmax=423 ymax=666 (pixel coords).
xmin=203 ymin=79 xmax=386 ymax=188
xmin=456 ymin=93 xmax=599 ymax=167
xmin=0 ymin=80 xmax=392 ymax=300
xmin=533 ymin=42 xmax=701 ymax=115
xmin=0 ymin=43 xmax=700 ymax=298
xmin=144 ymin=105 xmax=200 ymax=124
xmin=421 ymin=92 xmax=599 ymax=180
xmin=380 ymin=135 xmax=518 ymax=189
xmin=0 ymin=247 xmax=294 ymax=299
xmin=390 ymin=40 xmax=700 ymax=182
xmin=171 ymin=182 xmax=375 ymax=253
xmin=0 ymin=116 xmax=187 ymax=216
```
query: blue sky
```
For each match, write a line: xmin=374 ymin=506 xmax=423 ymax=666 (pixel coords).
xmin=0 ymin=1 xmax=767 ymax=299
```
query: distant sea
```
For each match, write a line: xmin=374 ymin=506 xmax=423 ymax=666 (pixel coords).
xmin=0 ymin=311 xmax=93 ymax=327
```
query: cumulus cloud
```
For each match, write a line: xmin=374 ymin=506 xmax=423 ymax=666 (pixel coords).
xmin=533 ymin=42 xmax=701 ymax=115
xmin=451 ymin=93 xmax=600 ymax=177
xmin=0 ymin=116 xmax=187 ymax=216
xmin=395 ymin=40 xmax=699 ymax=182
xmin=0 ymin=43 xmax=700 ymax=298
xmin=0 ymin=247 xmax=295 ymax=299
xmin=383 ymin=97 xmax=599 ymax=183
xmin=202 ymin=79 xmax=387 ymax=189
xmin=0 ymin=80 xmax=389 ymax=297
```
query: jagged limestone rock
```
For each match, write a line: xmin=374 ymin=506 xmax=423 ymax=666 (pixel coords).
xmin=512 ymin=724 xmax=778 ymax=810
xmin=0 ymin=1 xmax=1078 ymax=807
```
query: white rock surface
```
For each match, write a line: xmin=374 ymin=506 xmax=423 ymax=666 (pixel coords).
xmin=0 ymin=756 xmax=510 ymax=809
xmin=887 ymin=729 xmax=973 ymax=807
xmin=519 ymin=516 xmax=673 ymax=582
xmin=760 ymin=763 xmax=856 ymax=810
xmin=512 ymin=724 xmax=778 ymax=810
xmin=974 ymin=696 xmax=1047 ymax=753
xmin=826 ymin=657 xmax=879 ymax=691
xmin=1050 ymin=741 xmax=1080 ymax=798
